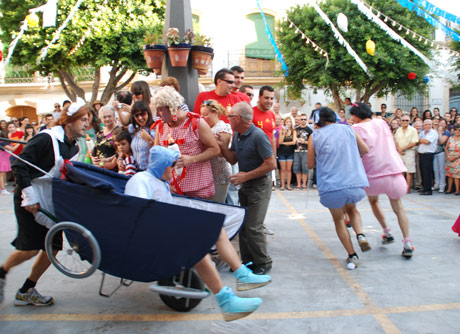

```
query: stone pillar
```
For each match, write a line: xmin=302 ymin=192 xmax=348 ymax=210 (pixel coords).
xmin=163 ymin=0 xmax=199 ymax=109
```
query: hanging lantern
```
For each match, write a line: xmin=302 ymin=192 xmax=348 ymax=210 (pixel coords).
xmin=337 ymin=13 xmax=348 ymax=33
xmin=366 ymin=40 xmax=375 ymax=56
xmin=408 ymin=72 xmax=416 ymax=80
xmin=424 ymin=76 xmax=430 ymax=83
xmin=26 ymin=13 xmax=40 ymax=27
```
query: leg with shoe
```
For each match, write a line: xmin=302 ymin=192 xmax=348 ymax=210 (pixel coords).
xmin=389 ymin=197 xmax=414 ymax=258
xmin=329 ymin=206 xmax=360 ymax=269
xmin=1 ymin=250 xmax=54 ymax=306
xmin=345 ymin=203 xmax=371 ymax=252
xmin=419 ymin=153 xmax=434 ymax=195
xmin=238 ymin=176 xmax=273 ymax=275
xmin=1 ymin=197 xmax=57 ymax=306
xmin=214 ymin=229 xmax=271 ymax=291
xmin=193 ymin=255 xmax=262 ymax=322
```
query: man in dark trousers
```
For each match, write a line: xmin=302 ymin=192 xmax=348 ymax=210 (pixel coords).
xmin=217 ymin=102 xmax=276 ymax=275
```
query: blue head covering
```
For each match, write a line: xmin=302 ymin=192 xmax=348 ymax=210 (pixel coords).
xmin=147 ymin=146 xmax=179 ymax=179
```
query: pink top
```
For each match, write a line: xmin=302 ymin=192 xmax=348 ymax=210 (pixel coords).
xmin=159 ymin=114 xmax=215 ymax=199
xmin=353 ymin=118 xmax=406 ymax=179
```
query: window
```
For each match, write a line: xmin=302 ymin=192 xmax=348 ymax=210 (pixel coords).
xmin=245 ymin=13 xmax=275 ymax=60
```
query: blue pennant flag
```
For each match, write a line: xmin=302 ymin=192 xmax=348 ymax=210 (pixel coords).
xmin=396 ymin=0 xmax=460 ymax=42
xmin=411 ymin=0 xmax=460 ymax=25
xmin=256 ymin=0 xmax=289 ymax=76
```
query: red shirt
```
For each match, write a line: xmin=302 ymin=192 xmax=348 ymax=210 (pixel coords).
xmin=253 ymin=106 xmax=275 ymax=139
xmin=11 ymin=130 xmax=24 ymax=155
xmin=193 ymin=90 xmax=250 ymax=123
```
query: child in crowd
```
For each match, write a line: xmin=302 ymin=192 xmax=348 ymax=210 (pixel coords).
xmin=125 ymin=146 xmax=268 ymax=321
xmin=115 ymin=130 xmax=137 ymax=177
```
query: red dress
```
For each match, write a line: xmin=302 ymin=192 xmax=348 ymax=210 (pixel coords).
xmin=158 ymin=113 xmax=215 ymax=199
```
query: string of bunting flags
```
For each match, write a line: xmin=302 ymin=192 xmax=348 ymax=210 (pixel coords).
xmin=410 ymin=0 xmax=460 ymax=25
xmin=352 ymin=0 xmax=433 ymax=67
xmin=362 ymin=0 xmax=460 ymax=57
xmin=395 ymin=0 xmax=460 ymax=43
xmin=311 ymin=1 xmax=369 ymax=75
xmin=256 ymin=0 xmax=289 ymax=76
xmin=286 ymin=18 xmax=329 ymax=68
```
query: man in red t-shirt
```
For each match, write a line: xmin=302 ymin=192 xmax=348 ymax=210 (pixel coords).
xmin=193 ymin=68 xmax=250 ymax=122
xmin=253 ymin=86 xmax=276 ymax=155
xmin=230 ymin=65 xmax=251 ymax=102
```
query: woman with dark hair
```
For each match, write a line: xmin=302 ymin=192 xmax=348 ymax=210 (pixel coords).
xmin=409 ymin=107 xmax=419 ymax=124
xmin=23 ymin=124 xmax=36 ymax=142
xmin=351 ymin=102 xmax=414 ymax=258
xmin=307 ymin=107 xmax=370 ymax=269
xmin=131 ymin=80 xmax=152 ymax=105
xmin=0 ymin=99 xmax=90 ymax=306
xmin=128 ymin=100 xmax=155 ymax=171
xmin=422 ymin=110 xmax=432 ymax=121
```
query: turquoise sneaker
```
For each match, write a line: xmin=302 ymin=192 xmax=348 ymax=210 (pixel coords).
xmin=215 ymin=286 xmax=262 ymax=322
xmin=234 ymin=264 xmax=271 ymax=291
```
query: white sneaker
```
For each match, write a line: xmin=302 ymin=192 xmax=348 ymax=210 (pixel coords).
xmin=1 ymin=189 xmax=11 ymax=195
xmin=438 ymin=188 xmax=445 ymax=193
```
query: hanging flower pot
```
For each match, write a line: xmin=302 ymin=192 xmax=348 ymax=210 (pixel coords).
xmin=143 ymin=44 xmax=166 ymax=75
xmin=167 ymin=43 xmax=191 ymax=67
xmin=191 ymin=45 xmax=214 ymax=75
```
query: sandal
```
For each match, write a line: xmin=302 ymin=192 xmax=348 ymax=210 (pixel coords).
xmin=287 ymin=187 xmax=293 ymax=191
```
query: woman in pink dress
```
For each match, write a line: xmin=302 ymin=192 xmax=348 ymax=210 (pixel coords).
xmin=350 ymin=102 xmax=414 ymax=258
xmin=0 ymin=130 xmax=12 ymax=194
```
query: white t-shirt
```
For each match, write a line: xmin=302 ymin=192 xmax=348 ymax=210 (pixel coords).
xmin=124 ymin=171 xmax=173 ymax=204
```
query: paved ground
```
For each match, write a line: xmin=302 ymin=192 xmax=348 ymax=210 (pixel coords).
xmin=0 ymin=184 xmax=459 ymax=334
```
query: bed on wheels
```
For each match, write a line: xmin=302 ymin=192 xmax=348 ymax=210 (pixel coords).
xmin=25 ymin=159 xmax=246 ymax=312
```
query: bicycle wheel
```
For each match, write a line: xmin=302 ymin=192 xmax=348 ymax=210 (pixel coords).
xmin=157 ymin=270 xmax=206 ymax=312
xmin=45 ymin=222 xmax=101 ymax=279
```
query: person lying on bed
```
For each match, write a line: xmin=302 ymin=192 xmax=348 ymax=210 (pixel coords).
xmin=124 ymin=146 xmax=269 ymax=321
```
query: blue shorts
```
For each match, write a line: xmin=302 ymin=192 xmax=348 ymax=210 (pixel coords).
xmin=278 ymin=153 xmax=294 ymax=162
xmin=319 ymin=187 xmax=366 ymax=209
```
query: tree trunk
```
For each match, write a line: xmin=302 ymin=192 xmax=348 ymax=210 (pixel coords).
xmin=99 ymin=64 xmax=136 ymax=105
xmin=58 ymin=69 xmax=86 ymax=101
xmin=90 ymin=67 xmax=101 ymax=105
xmin=56 ymin=71 xmax=76 ymax=102
xmin=361 ymin=81 xmax=384 ymax=103
xmin=329 ymin=84 xmax=342 ymax=111
xmin=355 ymin=89 xmax=362 ymax=102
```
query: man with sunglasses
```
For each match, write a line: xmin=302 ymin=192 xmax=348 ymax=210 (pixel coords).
xmin=394 ymin=115 xmax=419 ymax=193
xmin=193 ymin=68 xmax=250 ymax=122
xmin=294 ymin=114 xmax=313 ymax=190
xmin=239 ymin=85 xmax=254 ymax=102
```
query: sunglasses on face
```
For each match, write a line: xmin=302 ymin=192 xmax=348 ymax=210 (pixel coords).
xmin=222 ymin=79 xmax=234 ymax=85
xmin=246 ymin=93 xmax=254 ymax=97
xmin=133 ymin=91 xmax=143 ymax=96
xmin=300 ymin=118 xmax=307 ymax=121
xmin=133 ymin=110 xmax=148 ymax=118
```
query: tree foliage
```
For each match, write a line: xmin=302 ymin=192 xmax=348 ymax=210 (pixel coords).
xmin=277 ymin=0 xmax=435 ymax=107
xmin=451 ymin=30 xmax=460 ymax=83
xmin=0 ymin=0 xmax=165 ymax=104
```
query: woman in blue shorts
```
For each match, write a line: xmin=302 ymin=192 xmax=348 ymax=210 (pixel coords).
xmin=307 ymin=108 xmax=370 ymax=269
xmin=278 ymin=117 xmax=297 ymax=190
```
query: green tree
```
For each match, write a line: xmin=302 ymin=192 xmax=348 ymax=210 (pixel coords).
xmin=277 ymin=0 xmax=434 ymax=108
xmin=451 ymin=30 xmax=460 ymax=83
xmin=0 ymin=0 xmax=165 ymax=104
